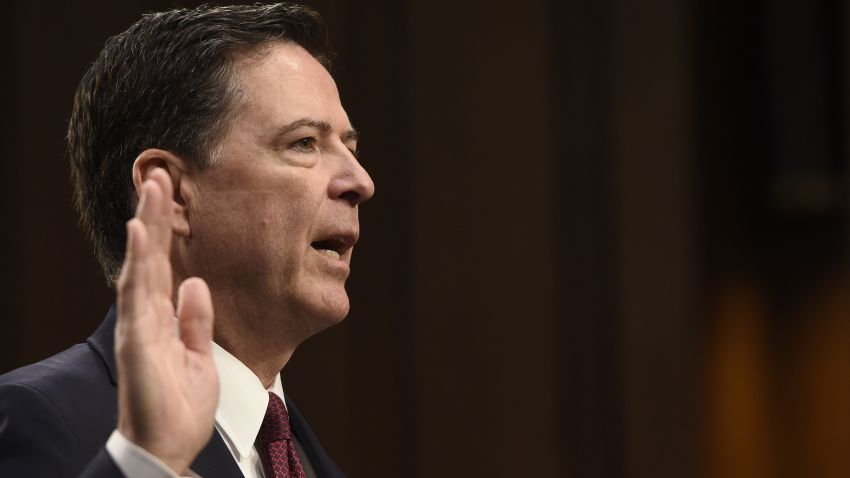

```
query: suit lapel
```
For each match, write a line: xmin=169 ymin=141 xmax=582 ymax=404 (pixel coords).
xmin=286 ymin=397 xmax=346 ymax=478
xmin=87 ymin=306 xmax=119 ymax=386
xmin=191 ymin=430 xmax=246 ymax=478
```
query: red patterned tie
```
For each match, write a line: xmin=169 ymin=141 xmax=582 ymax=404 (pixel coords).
xmin=256 ymin=392 xmax=307 ymax=478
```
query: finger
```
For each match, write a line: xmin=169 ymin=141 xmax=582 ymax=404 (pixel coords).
xmin=176 ymin=277 xmax=214 ymax=355
xmin=117 ymin=218 xmax=151 ymax=327
xmin=136 ymin=175 xmax=161 ymax=217
xmin=146 ymin=168 xmax=175 ymax=253
xmin=135 ymin=174 xmax=174 ymax=297
xmin=135 ymin=179 xmax=164 ymax=254
xmin=137 ymin=171 xmax=172 ymax=254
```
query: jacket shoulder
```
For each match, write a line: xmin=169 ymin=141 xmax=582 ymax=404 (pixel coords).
xmin=0 ymin=343 xmax=118 ymax=475
xmin=1 ymin=342 xmax=108 ymax=387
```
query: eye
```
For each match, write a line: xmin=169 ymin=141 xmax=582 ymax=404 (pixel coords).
xmin=291 ymin=137 xmax=318 ymax=152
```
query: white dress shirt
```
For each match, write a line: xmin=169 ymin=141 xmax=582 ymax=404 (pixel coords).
xmin=211 ymin=341 xmax=282 ymax=478
xmin=106 ymin=342 xmax=296 ymax=478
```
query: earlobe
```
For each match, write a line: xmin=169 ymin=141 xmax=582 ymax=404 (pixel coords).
xmin=132 ymin=148 xmax=192 ymax=237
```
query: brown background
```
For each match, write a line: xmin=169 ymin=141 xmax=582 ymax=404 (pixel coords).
xmin=2 ymin=1 xmax=849 ymax=477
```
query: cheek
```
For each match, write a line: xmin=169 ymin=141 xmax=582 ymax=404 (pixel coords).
xmin=205 ymin=183 xmax=317 ymax=254
xmin=189 ymin=167 xmax=325 ymax=271
xmin=256 ymin=182 xmax=316 ymax=239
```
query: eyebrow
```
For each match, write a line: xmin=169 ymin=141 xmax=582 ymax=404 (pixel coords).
xmin=274 ymin=117 xmax=359 ymax=143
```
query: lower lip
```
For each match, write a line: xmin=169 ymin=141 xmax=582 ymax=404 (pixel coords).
xmin=311 ymin=248 xmax=350 ymax=277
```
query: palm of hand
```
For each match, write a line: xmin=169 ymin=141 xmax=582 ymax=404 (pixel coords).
xmin=115 ymin=169 xmax=219 ymax=474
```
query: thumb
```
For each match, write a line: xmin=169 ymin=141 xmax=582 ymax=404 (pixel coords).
xmin=176 ymin=277 xmax=214 ymax=354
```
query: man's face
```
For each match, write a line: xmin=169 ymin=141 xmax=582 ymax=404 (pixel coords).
xmin=181 ymin=42 xmax=374 ymax=337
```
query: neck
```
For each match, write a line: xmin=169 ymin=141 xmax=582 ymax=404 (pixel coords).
xmin=216 ymin=331 xmax=294 ymax=388
xmin=213 ymin=308 xmax=297 ymax=388
xmin=171 ymin=261 xmax=313 ymax=387
xmin=208 ymin=294 xmax=306 ymax=388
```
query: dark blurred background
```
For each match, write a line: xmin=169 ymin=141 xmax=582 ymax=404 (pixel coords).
xmin=3 ymin=0 xmax=849 ymax=477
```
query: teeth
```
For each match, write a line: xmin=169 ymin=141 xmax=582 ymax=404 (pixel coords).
xmin=319 ymin=249 xmax=340 ymax=259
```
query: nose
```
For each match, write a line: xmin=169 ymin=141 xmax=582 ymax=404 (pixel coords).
xmin=329 ymin=150 xmax=375 ymax=207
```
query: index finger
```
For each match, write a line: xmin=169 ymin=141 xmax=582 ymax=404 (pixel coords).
xmin=136 ymin=168 xmax=175 ymax=255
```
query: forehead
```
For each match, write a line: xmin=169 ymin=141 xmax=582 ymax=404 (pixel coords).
xmin=229 ymin=41 xmax=349 ymax=129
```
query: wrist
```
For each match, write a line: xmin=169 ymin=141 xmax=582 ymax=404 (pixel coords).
xmin=118 ymin=423 xmax=192 ymax=474
xmin=108 ymin=429 xmax=193 ymax=477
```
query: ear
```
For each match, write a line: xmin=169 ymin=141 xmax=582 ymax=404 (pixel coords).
xmin=132 ymin=148 xmax=192 ymax=237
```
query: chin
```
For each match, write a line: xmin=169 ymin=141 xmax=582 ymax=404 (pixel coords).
xmin=321 ymin=294 xmax=351 ymax=324
xmin=283 ymin=277 xmax=352 ymax=337
xmin=297 ymin=289 xmax=351 ymax=333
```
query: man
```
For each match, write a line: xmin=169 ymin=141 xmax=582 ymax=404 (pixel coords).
xmin=0 ymin=3 xmax=373 ymax=477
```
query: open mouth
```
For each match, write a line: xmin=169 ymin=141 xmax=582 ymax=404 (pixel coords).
xmin=311 ymin=238 xmax=347 ymax=260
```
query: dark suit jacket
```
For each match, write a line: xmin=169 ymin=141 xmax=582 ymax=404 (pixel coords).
xmin=0 ymin=307 xmax=345 ymax=478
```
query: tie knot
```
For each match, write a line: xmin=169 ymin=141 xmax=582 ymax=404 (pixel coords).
xmin=257 ymin=392 xmax=293 ymax=443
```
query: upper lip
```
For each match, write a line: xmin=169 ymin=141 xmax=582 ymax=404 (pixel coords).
xmin=310 ymin=230 xmax=359 ymax=254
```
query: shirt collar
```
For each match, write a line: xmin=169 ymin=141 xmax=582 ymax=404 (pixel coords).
xmin=212 ymin=342 xmax=285 ymax=460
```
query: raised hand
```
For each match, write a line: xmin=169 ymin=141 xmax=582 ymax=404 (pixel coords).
xmin=115 ymin=168 xmax=218 ymax=474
